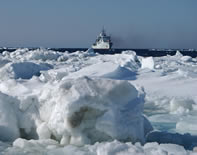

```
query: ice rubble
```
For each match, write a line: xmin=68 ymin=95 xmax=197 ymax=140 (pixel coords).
xmin=0 ymin=48 xmax=197 ymax=154
xmin=2 ymin=48 xmax=61 ymax=61
xmin=0 ymin=76 xmax=150 ymax=145
xmin=141 ymin=57 xmax=154 ymax=70
xmin=38 ymin=77 xmax=148 ymax=146
xmin=1 ymin=139 xmax=194 ymax=155
xmin=0 ymin=92 xmax=20 ymax=141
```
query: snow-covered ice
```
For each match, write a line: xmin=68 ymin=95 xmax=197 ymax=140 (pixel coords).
xmin=0 ymin=48 xmax=197 ymax=154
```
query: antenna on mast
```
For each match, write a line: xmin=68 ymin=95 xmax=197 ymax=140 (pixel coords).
xmin=102 ymin=26 xmax=106 ymax=35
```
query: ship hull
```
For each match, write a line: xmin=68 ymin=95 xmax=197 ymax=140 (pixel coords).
xmin=92 ymin=42 xmax=112 ymax=49
xmin=92 ymin=47 xmax=111 ymax=50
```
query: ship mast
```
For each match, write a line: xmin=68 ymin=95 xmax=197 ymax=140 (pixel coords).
xmin=101 ymin=26 xmax=106 ymax=36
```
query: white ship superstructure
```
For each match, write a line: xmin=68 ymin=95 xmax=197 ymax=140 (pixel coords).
xmin=92 ymin=28 xmax=113 ymax=49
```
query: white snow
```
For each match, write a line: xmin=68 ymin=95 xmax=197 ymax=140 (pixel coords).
xmin=141 ymin=57 xmax=154 ymax=70
xmin=0 ymin=48 xmax=197 ymax=154
xmin=0 ymin=62 xmax=52 ymax=80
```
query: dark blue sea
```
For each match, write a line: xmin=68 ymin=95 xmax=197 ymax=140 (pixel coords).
xmin=1 ymin=48 xmax=197 ymax=58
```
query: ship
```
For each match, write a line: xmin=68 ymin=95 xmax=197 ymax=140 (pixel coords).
xmin=92 ymin=28 xmax=113 ymax=50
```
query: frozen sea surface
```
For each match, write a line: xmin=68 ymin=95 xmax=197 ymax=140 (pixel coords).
xmin=0 ymin=48 xmax=197 ymax=154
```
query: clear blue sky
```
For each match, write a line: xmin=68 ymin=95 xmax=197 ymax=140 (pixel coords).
xmin=0 ymin=0 xmax=197 ymax=49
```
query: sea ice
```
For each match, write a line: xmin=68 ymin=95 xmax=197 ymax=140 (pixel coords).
xmin=1 ymin=139 xmax=193 ymax=155
xmin=0 ymin=62 xmax=52 ymax=80
xmin=0 ymin=92 xmax=20 ymax=141
xmin=0 ymin=48 xmax=197 ymax=154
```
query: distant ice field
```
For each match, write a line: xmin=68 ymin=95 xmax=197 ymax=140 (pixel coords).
xmin=1 ymin=47 xmax=197 ymax=57
xmin=0 ymin=48 xmax=197 ymax=154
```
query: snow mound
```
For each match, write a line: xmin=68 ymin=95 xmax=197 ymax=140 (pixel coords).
xmin=102 ymin=65 xmax=136 ymax=80
xmin=141 ymin=57 xmax=154 ymax=70
xmin=63 ymin=62 xmax=137 ymax=81
xmin=0 ymin=62 xmax=52 ymax=79
xmin=61 ymin=62 xmax=118 ymax=80
xmin=39 ymin=77 xmax=149 ymax=146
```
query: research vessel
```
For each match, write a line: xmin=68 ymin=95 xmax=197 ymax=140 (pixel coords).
xmin=92 ymin=28 xmax=113 ymax=50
